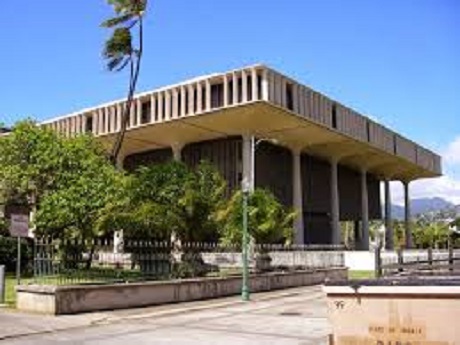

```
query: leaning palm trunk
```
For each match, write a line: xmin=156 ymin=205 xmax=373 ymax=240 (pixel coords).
xmin=102 ymin=0 xmax=147 ymax=166
xmin=111 ymin=18 xmax=143 ymax=164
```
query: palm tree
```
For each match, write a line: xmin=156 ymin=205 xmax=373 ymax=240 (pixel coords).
xmin=102 ymin=0 xmax=148 ymax=165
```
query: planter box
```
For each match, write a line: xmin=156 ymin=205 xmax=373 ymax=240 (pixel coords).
xmin=17 ymin=267 xmax=346 ymax=315
xmin=324 ymin=279 xmax=460 ymax=344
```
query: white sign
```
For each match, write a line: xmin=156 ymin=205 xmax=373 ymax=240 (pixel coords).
xmin=9 ymin=214 xmax=30 ymax=238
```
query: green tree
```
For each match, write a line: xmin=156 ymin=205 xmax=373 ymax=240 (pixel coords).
xmin=98 ymin=160 xmax=227 ymax=243
xmin=413 ymin=221 xmax=450 ymax=249
xmin=217 ymin=189 xmax=296 ymax=247
xmin=0 ymin=121 xmax=125 ymax=243
xmin=102 ymin=0 xmax=148 ymax=164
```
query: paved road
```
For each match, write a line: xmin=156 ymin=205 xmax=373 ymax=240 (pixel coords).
xmin=2 ymin=286 xmax=331 ymax=345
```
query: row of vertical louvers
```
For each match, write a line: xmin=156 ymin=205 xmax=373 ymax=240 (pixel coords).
xmin=41 ymin=65 xmax=441 ymax=175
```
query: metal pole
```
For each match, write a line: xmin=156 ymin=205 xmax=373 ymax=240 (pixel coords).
xmin=16 ymin=236 xmax=21 ymax=285
xmin=241 ymin=189 xmax=250 ymax=301
xmin=0 ymin=265 xmax=5 ymax=304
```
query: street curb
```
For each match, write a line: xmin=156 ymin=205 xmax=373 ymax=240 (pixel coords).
xmin=0 ymin=286 xmax=323 ymax=341
xmin=97 ymin=286 xmax=322 ymax=324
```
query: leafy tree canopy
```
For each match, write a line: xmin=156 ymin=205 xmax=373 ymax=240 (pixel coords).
xmin=98 ymin=160 xmax=227 ymax=243
xmin=217 ymin=189 xmax=296 ymax=247
xmin=0 ymin=121 xmax=125 ymax=240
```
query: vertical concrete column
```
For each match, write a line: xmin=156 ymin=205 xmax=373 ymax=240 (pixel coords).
xmin=172 ymin=143 xmax=183 ymax=162
xmin=116 ymin=153 xmax=124 ymax=170
xmin=92 ymin=111 xmax=98 ymax=135
xmin=129 ymin=101 xmax=136 ymax=127
xmin=81 ymin=114 xmax=87 ymax=133
xmin=223 ymin=75 xmax=229 ymax=107
xmin=197 ymin=82 xmax=203 ymax=113
xmin=292 ymin=149 xmax=304 ymax=244
xmin=205 ymin=80 xmax=211 ymax=111
xmin=360 ymin=169 xmax=370 ymax=250
xmin=157 ymin=92 xmax=164 ymax=121
xmin=354 ymin=220 xmax=361 ymax=248
xmin=403 ymin=181 xmax=413 ymax=248
xmin=136 ymin=99 xmax=142 ymax=124
xmin=262 ymin=68 xmax=269 ymax=101
xmin=109 ymin=105 xmax=116 ymax=133
xmin=71 ymin=116 xmax=76 ymax=136
xmin=242 ymin=135 xmax=254 ymax=192
xmin=172 ymin=89 xmax=179 ymax=119
xmin=384 ymin=179 xmax=394 ymax=250
xmin=242 ymin=70 xmax=248 ymax=103
xmin=105 ymin=108 xmax=110 ymax=133
xmin=165 ymin=90 xmax=171 ymax=120
xmin=115 ymin=104 xmax=121 ymax=131
xmin=180 ymin=86 xmax=186 ymax=117
xmin=188 ymin=84 xmax=195 ymax=115
xmin=232 ymin=72 xmax=238 ymax=104
xmin=250 ymin=136 xmax=256 ymax=191
xmin=251 ymin=68 xmax=258 ymax=101
xmin=99 ymin=109 xmax=105 ymax=134
xmin=330 ymin=158 xmax=341 ymax=245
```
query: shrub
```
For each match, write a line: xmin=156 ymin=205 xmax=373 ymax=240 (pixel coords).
xmin=0 ymin=236 xmax=33 ymax=273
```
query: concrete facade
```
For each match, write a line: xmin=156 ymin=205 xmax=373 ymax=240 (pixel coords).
xmin=40 ymin=65 xmax=442 ymax=248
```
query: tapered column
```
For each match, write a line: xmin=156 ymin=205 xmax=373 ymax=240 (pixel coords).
xmin=262 ymin=69 xmax=269 ymax=101
xmin=360 ymin=169 xmax=370 ymax=250
xmin=354 ymin=220 xmax=361 ymax=247
xmin=242 ymin=135 xmax=254 ymax=192
xmin=384 ymin=180 xmax=394 ymax=250
xmin=292 ymin=149 xmax=304 ymax=244
xmin=403 ymin=181 xmax=413 ymax=248
xmin=330 ymin=158 xmax=341 ymax=245
xmin=172 ymin=143 xmax=183 ymax=162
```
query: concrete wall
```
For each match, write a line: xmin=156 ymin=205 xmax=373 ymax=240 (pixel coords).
xmin=324 ymin=283 xmax=460 ymax=344
xmin=201 ymin=251 xmax=345 ymax=269
xmin=344 ymin=249 xmax=460 ymax=271
xmin=17 ymin=268 xmax=347 ymax=315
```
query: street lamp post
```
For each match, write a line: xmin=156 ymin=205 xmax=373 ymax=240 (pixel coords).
xmin=241 ymin=177 xmax=250 ymax=302
xmin=241 ymin=136 xmax=278 ymax=301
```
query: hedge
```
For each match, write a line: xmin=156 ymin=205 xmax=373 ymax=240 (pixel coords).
xmin=0 ymin=236 xmax=33 ymax=273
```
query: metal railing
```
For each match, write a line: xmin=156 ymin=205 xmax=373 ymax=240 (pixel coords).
xmin=375 ymin=246 xmax=460 ymax=278
xmin=31 ymin=238 xmax=345 ymax=286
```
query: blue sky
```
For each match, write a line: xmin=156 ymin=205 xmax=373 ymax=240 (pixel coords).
xmin=1 ymin=1 xmax=459 ymax=203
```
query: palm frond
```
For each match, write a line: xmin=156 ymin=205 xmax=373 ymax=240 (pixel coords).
xmin=103 ymin=27 xmax=133 ymax=59
xmin=101 ymin=13 xmax=137 ymax=28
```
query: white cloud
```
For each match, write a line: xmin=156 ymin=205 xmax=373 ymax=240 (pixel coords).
xmin=444 ymin=136 xmax=460 ymax=165
xmin=390 ymin=177 xmax=460 ymax=206
xmin=389 ymin=136 xmax=460 ymax=206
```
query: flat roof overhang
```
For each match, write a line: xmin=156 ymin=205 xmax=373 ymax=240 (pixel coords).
xmin=97 ymin=101 xmax=440 ymax=181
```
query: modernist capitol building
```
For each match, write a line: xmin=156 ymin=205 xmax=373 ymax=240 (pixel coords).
xmin=41 ymin=65 xmax=441 ymax=249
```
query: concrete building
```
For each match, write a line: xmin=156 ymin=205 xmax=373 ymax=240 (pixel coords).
xmin=41 ymin=65 xmax=442 ymax=249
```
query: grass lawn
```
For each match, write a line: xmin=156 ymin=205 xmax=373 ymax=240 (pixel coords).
xmin=348 ymin=270 xmax=375 ymax=280
xmin=4 ymin=275 xmax=33 ymax=307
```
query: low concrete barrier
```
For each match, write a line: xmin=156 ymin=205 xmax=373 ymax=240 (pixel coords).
xmin=324 ymin=279 xmax=460 ymax=344
xmin=203 ymin=250 xmax=345 ymax=269
xmin=17 ymin=267 xmax=346 ymax=315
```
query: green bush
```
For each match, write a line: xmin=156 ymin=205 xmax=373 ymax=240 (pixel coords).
xmin=0 ymin=236 xmax=33 ymax=273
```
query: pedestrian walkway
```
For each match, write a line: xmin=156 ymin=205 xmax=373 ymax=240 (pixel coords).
xmin=1 ymin=285 xmax=331 ymax=344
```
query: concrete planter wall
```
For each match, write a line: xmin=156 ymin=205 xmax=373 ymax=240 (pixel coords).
xmin=324 ymin=280 xmax=460 ymax=344
xmin=17 ymin=267 xmax=346 ymax=315
xmin=201 ymin=250 xmax=345 ymax=269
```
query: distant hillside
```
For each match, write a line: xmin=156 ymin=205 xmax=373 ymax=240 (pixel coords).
xmin=387 ymin=197 xmax=455 ymax=220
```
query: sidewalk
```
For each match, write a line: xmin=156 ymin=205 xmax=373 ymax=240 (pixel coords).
xmin=0 ymin=286 xmax=312 ymax=341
